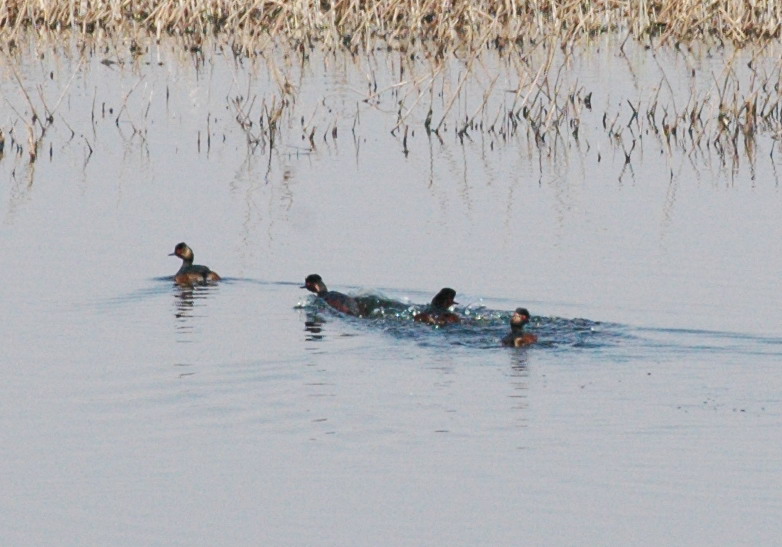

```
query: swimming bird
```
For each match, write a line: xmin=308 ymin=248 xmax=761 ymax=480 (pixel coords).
xmin=501 ymin=307 xmax=537 ymax=347
xmin=301 ymin=274 xmax=361 ymax=316
xmin=414 ymin=287 xmax=460 ymax=326
xmin=169 ymin=242 xmax=221 ymax=285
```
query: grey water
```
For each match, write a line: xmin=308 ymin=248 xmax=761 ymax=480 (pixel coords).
xmin=1 ymin=34 xmax=782 ymax=545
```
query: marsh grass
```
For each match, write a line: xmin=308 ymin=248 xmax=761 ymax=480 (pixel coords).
xmin=2 ymin=1 xmax=782 ymax=178
xmin=1 ymin=0 xmax=782 ymax=51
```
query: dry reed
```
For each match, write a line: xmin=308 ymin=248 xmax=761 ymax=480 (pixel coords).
xmin=1 ymin=0 xmax=781 ymax=51
xmin=2 ymin=1 xmax=782 ymax=177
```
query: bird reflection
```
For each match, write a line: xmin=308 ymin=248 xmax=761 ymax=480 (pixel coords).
xmin=172 ymin=284 xmax=219 ymax=338
xmin=508 ymin=351 xmax=529 ymax=372
xmin=507 ymin=352 xmax=529 ymax=425
xmin=174 ymin=286 xmax=196 ymax=320
xmin=304 ymin=312 xmax=325 ymax=341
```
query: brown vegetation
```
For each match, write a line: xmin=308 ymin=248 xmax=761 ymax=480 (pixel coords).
xmin=0 ymin=0 xmax=781 ymax=51
xmin=1 ymin=1 xmax=782 ymax=177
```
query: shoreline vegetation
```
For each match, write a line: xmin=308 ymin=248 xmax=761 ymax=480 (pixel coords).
xmin=1 ymin=0 xmax=781 ymax=49
xmin=1 ymin=1 xmax=782 ymax=176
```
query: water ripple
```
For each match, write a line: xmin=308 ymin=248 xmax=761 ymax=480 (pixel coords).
xmin=298 ymin=293 xmax=782 ymax=362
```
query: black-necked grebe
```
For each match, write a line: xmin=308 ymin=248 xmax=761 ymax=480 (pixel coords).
xmin=414 ymin=287 xmax=460 ymax=326
xmin=301 ymin=274 xmax=361 ymax=316
xmin=501 ymin=307 xmax=537 ymax=347
xmin=169 ymin=242 xmax=221 ymax=285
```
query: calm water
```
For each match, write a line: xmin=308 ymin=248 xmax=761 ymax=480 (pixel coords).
xmin=1 ymin=34 xmax=782 ymax=545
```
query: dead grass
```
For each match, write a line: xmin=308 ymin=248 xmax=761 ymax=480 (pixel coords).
xmin=2 ymin=2 xmax=782 ymax=176
xmin=1 ymin=0 xmax=781 ymax=52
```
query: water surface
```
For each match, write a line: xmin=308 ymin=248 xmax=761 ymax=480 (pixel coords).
xmin=1 ymin=34 xmax=781 ymax=545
